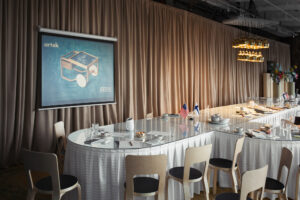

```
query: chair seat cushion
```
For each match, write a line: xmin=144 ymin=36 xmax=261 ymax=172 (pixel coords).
xmin=210 ymin=158 xmax=236 ymax=168
xmin=35 ymin=174 xmax=78 ymax=191
xmin=294 ymin=116 xmax=300 ymax=125
xmin=215 ymin=192 xmax=252 ymax=200
xmin=265 ymin=177 xmax=284 ymax=191
xmin=168 ymin=167 xmax=202 ymax=180
xmin=124 ymin=177 xmax=159 ymax=194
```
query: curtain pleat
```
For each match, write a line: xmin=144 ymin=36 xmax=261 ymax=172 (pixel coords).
xmin=0 ymin=0 xmax=291 ymax=167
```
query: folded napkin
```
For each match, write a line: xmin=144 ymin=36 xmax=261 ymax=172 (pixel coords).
xmin=90 ymin=137 xmax=114 ymax=148
xmin=252 ymin=132 xmax=266 ymax=139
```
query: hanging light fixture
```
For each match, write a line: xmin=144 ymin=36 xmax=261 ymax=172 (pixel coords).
xmin=233 ymin=39 xmax=267 ymax=63
xmin=237 ymin=50 xmax=264 ymax=63
xmin=228 ymin=0 xmax=270 ymax=63
xmin=232 ymin=38 xmax=269 ymax=49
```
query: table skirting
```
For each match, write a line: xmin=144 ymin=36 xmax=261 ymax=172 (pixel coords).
xmin=64 ymin=106 xmax=300 ymax=200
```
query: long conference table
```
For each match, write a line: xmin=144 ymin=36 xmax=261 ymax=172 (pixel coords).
xmin=64 ymin=104 xmax=300 ymax=200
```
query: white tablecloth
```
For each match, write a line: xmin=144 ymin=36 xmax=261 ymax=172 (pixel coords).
xmin=250 ymin=107 xmax=300 ymax=126
xmin=64 ymin=131 xmax=215 ymax=200
xmin=64 ymin=106 xmax=300 ymax=200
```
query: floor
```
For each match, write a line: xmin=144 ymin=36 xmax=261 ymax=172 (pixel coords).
xmin=0 ymin=165 xmax=270 ymax=200
xmin=0 ymin=165 xmax=49 ymax=200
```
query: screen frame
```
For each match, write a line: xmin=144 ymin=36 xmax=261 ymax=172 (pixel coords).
xmin=36 ymin=27 xmax=117 ymax=110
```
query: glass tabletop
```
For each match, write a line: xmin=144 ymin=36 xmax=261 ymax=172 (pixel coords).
xmin=68 ymin=104 xmax=300 ymax=149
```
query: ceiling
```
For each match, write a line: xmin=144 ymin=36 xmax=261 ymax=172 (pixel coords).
xmin=154 ymin=0 xmax=300 ymax=40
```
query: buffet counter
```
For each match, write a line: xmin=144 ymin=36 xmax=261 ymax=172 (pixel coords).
xmin=64 ymin=104 xmax=300 ymax=200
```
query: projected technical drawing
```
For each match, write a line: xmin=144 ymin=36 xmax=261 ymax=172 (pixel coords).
xmin=60 ymin=51 xmax=99 ymax=88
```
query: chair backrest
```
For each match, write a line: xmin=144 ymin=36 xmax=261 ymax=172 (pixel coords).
xmin=240 ymin=165 xmax=268 ymax=200
xmin=183 ymin=144 xmax=212 ymax=182
xmin=281 ymin=119 xmax=298 ymax=129
xmin=21 ymin=149 xmax=60 ymax=195
xmin=145 ymin=113 xmax=153 ymax=119
xmin=54 ymin=121 xmax=66 ymax=153
xmin=54 ymin=121 xmax=66 ymax=139
xmin=277 ymin=147 xmax=293 ymax=188
xmin=125 ymin=154 xmax=167 ymax=200
xmin=232 ymin=136 xmax=245 ymax=168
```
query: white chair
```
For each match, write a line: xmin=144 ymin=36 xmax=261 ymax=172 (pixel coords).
xmin=281 ymin=119 xmax=298 ymax=131
xmin=21 ymin=149 xmax=81 ymax=200
xmin=124 ymin=154 xmax=167 ymax=200
xmin=215 ymin=165 xmax=268 ymax=200
xmin=208 ymin=136 xmax=245 ymax=194
xmin=54 ymin=121 xmax=66 ymax=172
xmin=296 ymin=165 xmax=300 ymax=200
xmin=166 ymin=144 xmax=212 ymax=200
xmin=145 ymin=113 xmax=153 ymax=120
xmin=294 ymin=112 xmax=300 ymax=126
xmin=264 ymin=147 xmax=293 ymax=200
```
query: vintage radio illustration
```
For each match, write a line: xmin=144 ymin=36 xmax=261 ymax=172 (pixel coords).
xmin=60 ymin=51 xmax=99 ymax=88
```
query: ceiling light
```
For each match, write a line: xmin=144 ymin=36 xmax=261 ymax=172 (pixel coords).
xmin=232 ymin=38 xmax=269 ymax=49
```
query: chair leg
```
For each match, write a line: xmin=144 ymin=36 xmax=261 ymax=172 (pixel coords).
xmin=202 ymin=177 xmax=210 ymax=200
xmin=213 ymin=168 xmax=218 ymax=195
xmin=26 ymin=189 xmax=37 ymax=200
xmin=296 ymin=168 xmax=300 ymax=200
xmin=183 ymin=182 xmax=190 ymax=200
xmin=282 ymin=192 xmax=288 ymax=200
xmin=278 ymin=193 xmax=282 ymax=200
xmin=207 ymin=167 xmax=211 ymax=189
xmin=236 ymin=167 xmax=241 ymax=190
xmin=77 ymin=184 xmax=82 ymax=200
xmin=230 ymin=170 xmax=238 ymax=193
xmin=165 ymin=176 xmax=169 ymax=200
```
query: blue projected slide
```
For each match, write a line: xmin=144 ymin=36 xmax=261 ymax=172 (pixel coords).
xmin=40 ymin=32 xmax=115 ymax=108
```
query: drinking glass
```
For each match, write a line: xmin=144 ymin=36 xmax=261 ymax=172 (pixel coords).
xmin=85 ymin=128 xmax=92 ymax=140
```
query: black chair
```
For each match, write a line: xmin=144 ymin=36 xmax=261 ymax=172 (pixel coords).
xmin=296 ymin=165 xmax=300 ymax=200
xmin=215 ymin=165 xmax=268 ymax=200
xmin=166 ymin=144 xmax=212 ymax=200
xmin=124 ymin=154 xmax=167 ymax=200
xmin=264 ymin=147 xmax=293 ymax=200
xmin=21 ymin=149 xmax=81 ymax=200
xmin=208 ymin=137 xmax=245 ymax=194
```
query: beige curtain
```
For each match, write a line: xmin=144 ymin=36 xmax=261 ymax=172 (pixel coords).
xmin=0 ymin=0 xmax=290 ymax=167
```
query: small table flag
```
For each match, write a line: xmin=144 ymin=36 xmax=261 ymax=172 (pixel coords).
xmin=180 ymin=103 xmax=189 ymax=118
